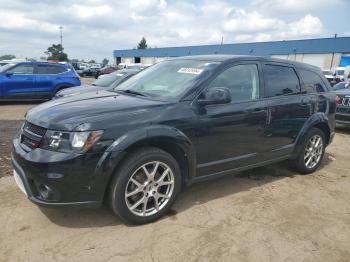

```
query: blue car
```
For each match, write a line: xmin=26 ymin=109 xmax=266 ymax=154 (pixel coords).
xmin=0 ymin=61 xmax=81 ymax=100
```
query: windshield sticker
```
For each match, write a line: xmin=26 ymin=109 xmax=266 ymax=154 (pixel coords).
xmin=177 ymin=67 xmax=203 ymax=75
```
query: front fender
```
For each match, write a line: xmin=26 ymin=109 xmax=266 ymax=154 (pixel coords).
xmin=94 ymin=125 xmax=196 ymax=190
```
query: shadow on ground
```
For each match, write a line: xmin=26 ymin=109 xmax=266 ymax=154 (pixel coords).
xmin=39 ymin=158 xmax=334 ymax=228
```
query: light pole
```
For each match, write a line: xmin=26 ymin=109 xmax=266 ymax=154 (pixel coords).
xmin=59 ymin=26 xmax=63 ymax=46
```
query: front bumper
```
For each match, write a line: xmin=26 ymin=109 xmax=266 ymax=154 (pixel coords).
xmin=11 ymin=138 xmax=108 ymax=208
xmin=335 ymin=107 xmax=350 ymax=124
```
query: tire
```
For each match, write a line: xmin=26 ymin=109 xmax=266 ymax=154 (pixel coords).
xmin=109 ymin=147 xmax=181 ymax=224
xmin=290 ymin=127 xmax=326 ymax=174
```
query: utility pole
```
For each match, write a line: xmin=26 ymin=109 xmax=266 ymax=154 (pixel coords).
xmin=59 ymin=26 xmax=63 ymax=46
xmin=330 ymin=33 xmax=337 ymax=70
xmin=221 ymin=36 xmax=224 ymax=45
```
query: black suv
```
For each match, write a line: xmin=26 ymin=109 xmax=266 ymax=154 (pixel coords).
xmin=12 ymin=55 xmax=336 ymax=224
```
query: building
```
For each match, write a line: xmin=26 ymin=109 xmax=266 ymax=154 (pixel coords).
xmin=113 ymin=37 xmax=350 ymax=70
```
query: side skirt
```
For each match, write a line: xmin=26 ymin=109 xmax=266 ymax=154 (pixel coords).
xmin=187 ymin=155 xmax=292 ymax=185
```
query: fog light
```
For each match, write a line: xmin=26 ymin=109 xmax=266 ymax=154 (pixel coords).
xmin=38 ymin=184 xmax=51 ymax=200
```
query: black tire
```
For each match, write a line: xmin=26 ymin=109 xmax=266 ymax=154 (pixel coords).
xmin=290 ymin=127 xmax=326 ymax=174
xmin=109 ymin=147 xmax=181 ymax=224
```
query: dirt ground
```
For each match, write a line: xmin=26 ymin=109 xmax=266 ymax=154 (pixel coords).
xmin=0 ymin=93 xmax=350 ymax=262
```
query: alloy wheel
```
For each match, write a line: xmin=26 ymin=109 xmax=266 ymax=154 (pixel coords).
xmin=124 ymin=161 xmax=175 ymax=217
xmin=304 ymin=134 xmax=323 ymax=169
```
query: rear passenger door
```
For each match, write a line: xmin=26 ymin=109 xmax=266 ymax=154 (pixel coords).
xmin=263 ymin=63 xmax=311 ymax=157
xmin=34 ymin=64 xmax=66 ymax=99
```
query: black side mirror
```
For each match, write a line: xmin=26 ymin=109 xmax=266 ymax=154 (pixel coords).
xmin=198 ymin=87 xmax=231 ymax=105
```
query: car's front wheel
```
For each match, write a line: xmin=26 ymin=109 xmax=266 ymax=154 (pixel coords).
xmin=109 ymin=147 xmax=181 ymax=224
xmin=290 ymin=127 xmax=326 ymax=174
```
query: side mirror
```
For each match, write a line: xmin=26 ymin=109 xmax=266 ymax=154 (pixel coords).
xmin=5 ymin=72 xmax=13 ymax=77
xmin=198 ymin=87 xmax=231 ymax=105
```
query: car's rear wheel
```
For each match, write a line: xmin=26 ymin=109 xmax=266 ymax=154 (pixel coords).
xmin=109 ymin=147 xmax=181 ymax=224
xmin=290 ymin=128 xmax=326 ymax=174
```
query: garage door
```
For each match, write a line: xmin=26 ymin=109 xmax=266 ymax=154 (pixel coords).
xmin=302 ymin=54 xmax=325 ymax=68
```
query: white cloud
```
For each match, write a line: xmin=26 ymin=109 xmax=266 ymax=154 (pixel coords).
xmin=0 ymin=0 xmax=345 ymax=61
xmin=251 ymin=0 xmax=345 ymax=14
xmin=72 ymin=4 xmax=112 ymax=18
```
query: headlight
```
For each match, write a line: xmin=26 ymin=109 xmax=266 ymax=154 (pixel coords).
xmin=41 ymin=130 xmax=103 ymax=153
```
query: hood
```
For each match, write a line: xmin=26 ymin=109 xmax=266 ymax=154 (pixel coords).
xmin=26 ymin=90 xmax=168 ymax=131
xmin=55 ymin=85 xmax=110 ymax=98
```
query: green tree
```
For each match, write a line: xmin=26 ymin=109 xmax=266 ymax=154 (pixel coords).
xmin=45 ymin=44 xmax=68 ymax=61
xmin=102 ymin=58 xmax=109 ymax=67
xmin=89 ymin=60 xmax=96 ymax=64
xmin=0 ymin=54 xmax=16 ymax=60
xmin=137 ymin=37 xmax=148 ymax=49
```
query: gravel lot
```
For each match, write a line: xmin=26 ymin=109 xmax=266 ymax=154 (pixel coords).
xmin=0 ymin=86 xmax=349 ymax=261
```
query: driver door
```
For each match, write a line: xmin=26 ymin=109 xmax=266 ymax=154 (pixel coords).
xmin=195 ymin=62 xmax=269 ymax=177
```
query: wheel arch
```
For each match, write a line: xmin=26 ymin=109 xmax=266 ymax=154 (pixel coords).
xmin=98 ymin=125 xmax=197 ymax=199
xmin=293 ymin=112 xmax=331 ymax=157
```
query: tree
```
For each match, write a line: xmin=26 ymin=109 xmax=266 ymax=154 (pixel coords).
xmin=137 ymin=37 xmax=148 ymax=49
xmin=102 ymin=58 xmax=109 ymax=67
xmin=0 ymin=54 xmax=16 ymax=60
xmin=45 ymin=44 xmax=68 ymax=61
xmin=88 ymin=60 xmax=96 ymax=64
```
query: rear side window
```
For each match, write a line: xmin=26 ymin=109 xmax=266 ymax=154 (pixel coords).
xmin=264 ymin=65 xmax=300 ymax=97
xmin=299 ymin=69 xmax=326 ymax=93
xmin=36 ymin=65 xmax=67 ymax=74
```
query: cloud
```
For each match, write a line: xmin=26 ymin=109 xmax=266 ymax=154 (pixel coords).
xmin=251 ymin=0 xmax=345 ymax=15
xmin=0 ymin=0 xmax=345 ymax=61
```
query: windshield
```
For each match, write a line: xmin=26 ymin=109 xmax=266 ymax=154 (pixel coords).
xmin=322 ymin=71 xmax=333 ymax=75
xmin=0 ymin=63 xmax=15 ymax=72
xmin=336 ymin=70 xmax=345 ymax=76
xmin=114 ymin=59 xmax=220 ymax=100
xmin=93 ymin=72 xmax=127 ymax=87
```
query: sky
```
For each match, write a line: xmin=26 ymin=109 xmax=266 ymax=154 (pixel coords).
xmin=0 ymin=0 xmax=349 ymax=62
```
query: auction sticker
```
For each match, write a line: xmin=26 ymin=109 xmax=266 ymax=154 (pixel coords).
xmin=177 ymin=67 xmax=203 ymax=75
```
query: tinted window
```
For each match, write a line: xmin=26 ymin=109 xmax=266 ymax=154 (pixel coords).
xmin=207 ymin=64 xmax=260 ymax=102
xmin=299 ymin=69 xmax=326 ymax=93
xmin=264 ymin=65 xmax=300 ymax=97
xmin=7 ymin=64 xmax=34 ymax=74
xmin=36 ymin=65 xmax=66 ymax=74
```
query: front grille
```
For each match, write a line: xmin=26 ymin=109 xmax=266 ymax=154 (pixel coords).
xmin=20 ymin=121 xmax=47 ymax=150
xmin=337 ymin=107 xmax=350 ymax=114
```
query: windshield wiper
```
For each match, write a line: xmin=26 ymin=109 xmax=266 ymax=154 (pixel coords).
xmin=117 ymin=89 xmax=146 ymax=97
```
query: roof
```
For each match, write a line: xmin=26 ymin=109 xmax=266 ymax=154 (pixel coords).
xmin=114 ymin=37 xmax=350 ymax=58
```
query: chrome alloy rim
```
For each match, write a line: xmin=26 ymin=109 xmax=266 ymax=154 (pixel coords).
xmin=304 ymin=135 xmax=323 ymax=169
xmin=125 ymin=161 xmax=175 ymax=217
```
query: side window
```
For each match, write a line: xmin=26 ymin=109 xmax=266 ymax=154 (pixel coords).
xmin=36 ymin=65 xmax=66 ymax=74
xmin=206 ymin=64 xmax=260 ymax=102
xmin=7 ymin=64 xmax=34 ymax=74
xmin=299 ymin=69 xmax=326 ymax=93
xmin=264 ymin=65 xmax=300 ymax=97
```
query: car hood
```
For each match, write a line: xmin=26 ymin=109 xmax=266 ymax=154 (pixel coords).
xmin=26 ymin=90 xmax=168 ymax=131
xmin=334 ymin=89 xmax=350 ymax=96
xmin=55 ymin=85 xmax=110 ymax=98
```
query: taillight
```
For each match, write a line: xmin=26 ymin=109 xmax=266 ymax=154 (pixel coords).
xmin=335 ymin=95 xmax=341 ymax=106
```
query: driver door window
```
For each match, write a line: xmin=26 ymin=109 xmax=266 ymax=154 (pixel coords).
xmin=206 ymin=64 xmax=260 ymax=103
xmin=7 ymin=64 xmax=34 ymax=74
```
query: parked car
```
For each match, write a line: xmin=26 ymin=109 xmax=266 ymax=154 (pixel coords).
xmin=322 ymin=70 xmax=336 ymax=86
xmin=12 ymin=55 xmax=336 ymax=224
xmin=55 ymin=69 xmax=140 ymax=98
xmin=94 ymin=65 xmax=118 ymax=79
xmin=0 ymin=61 xmax=80 ymax=100
xmin=335 ymin=67 xmax=346 ymax=83
xmin=330 ymin=80 xmax=350 ymax=125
